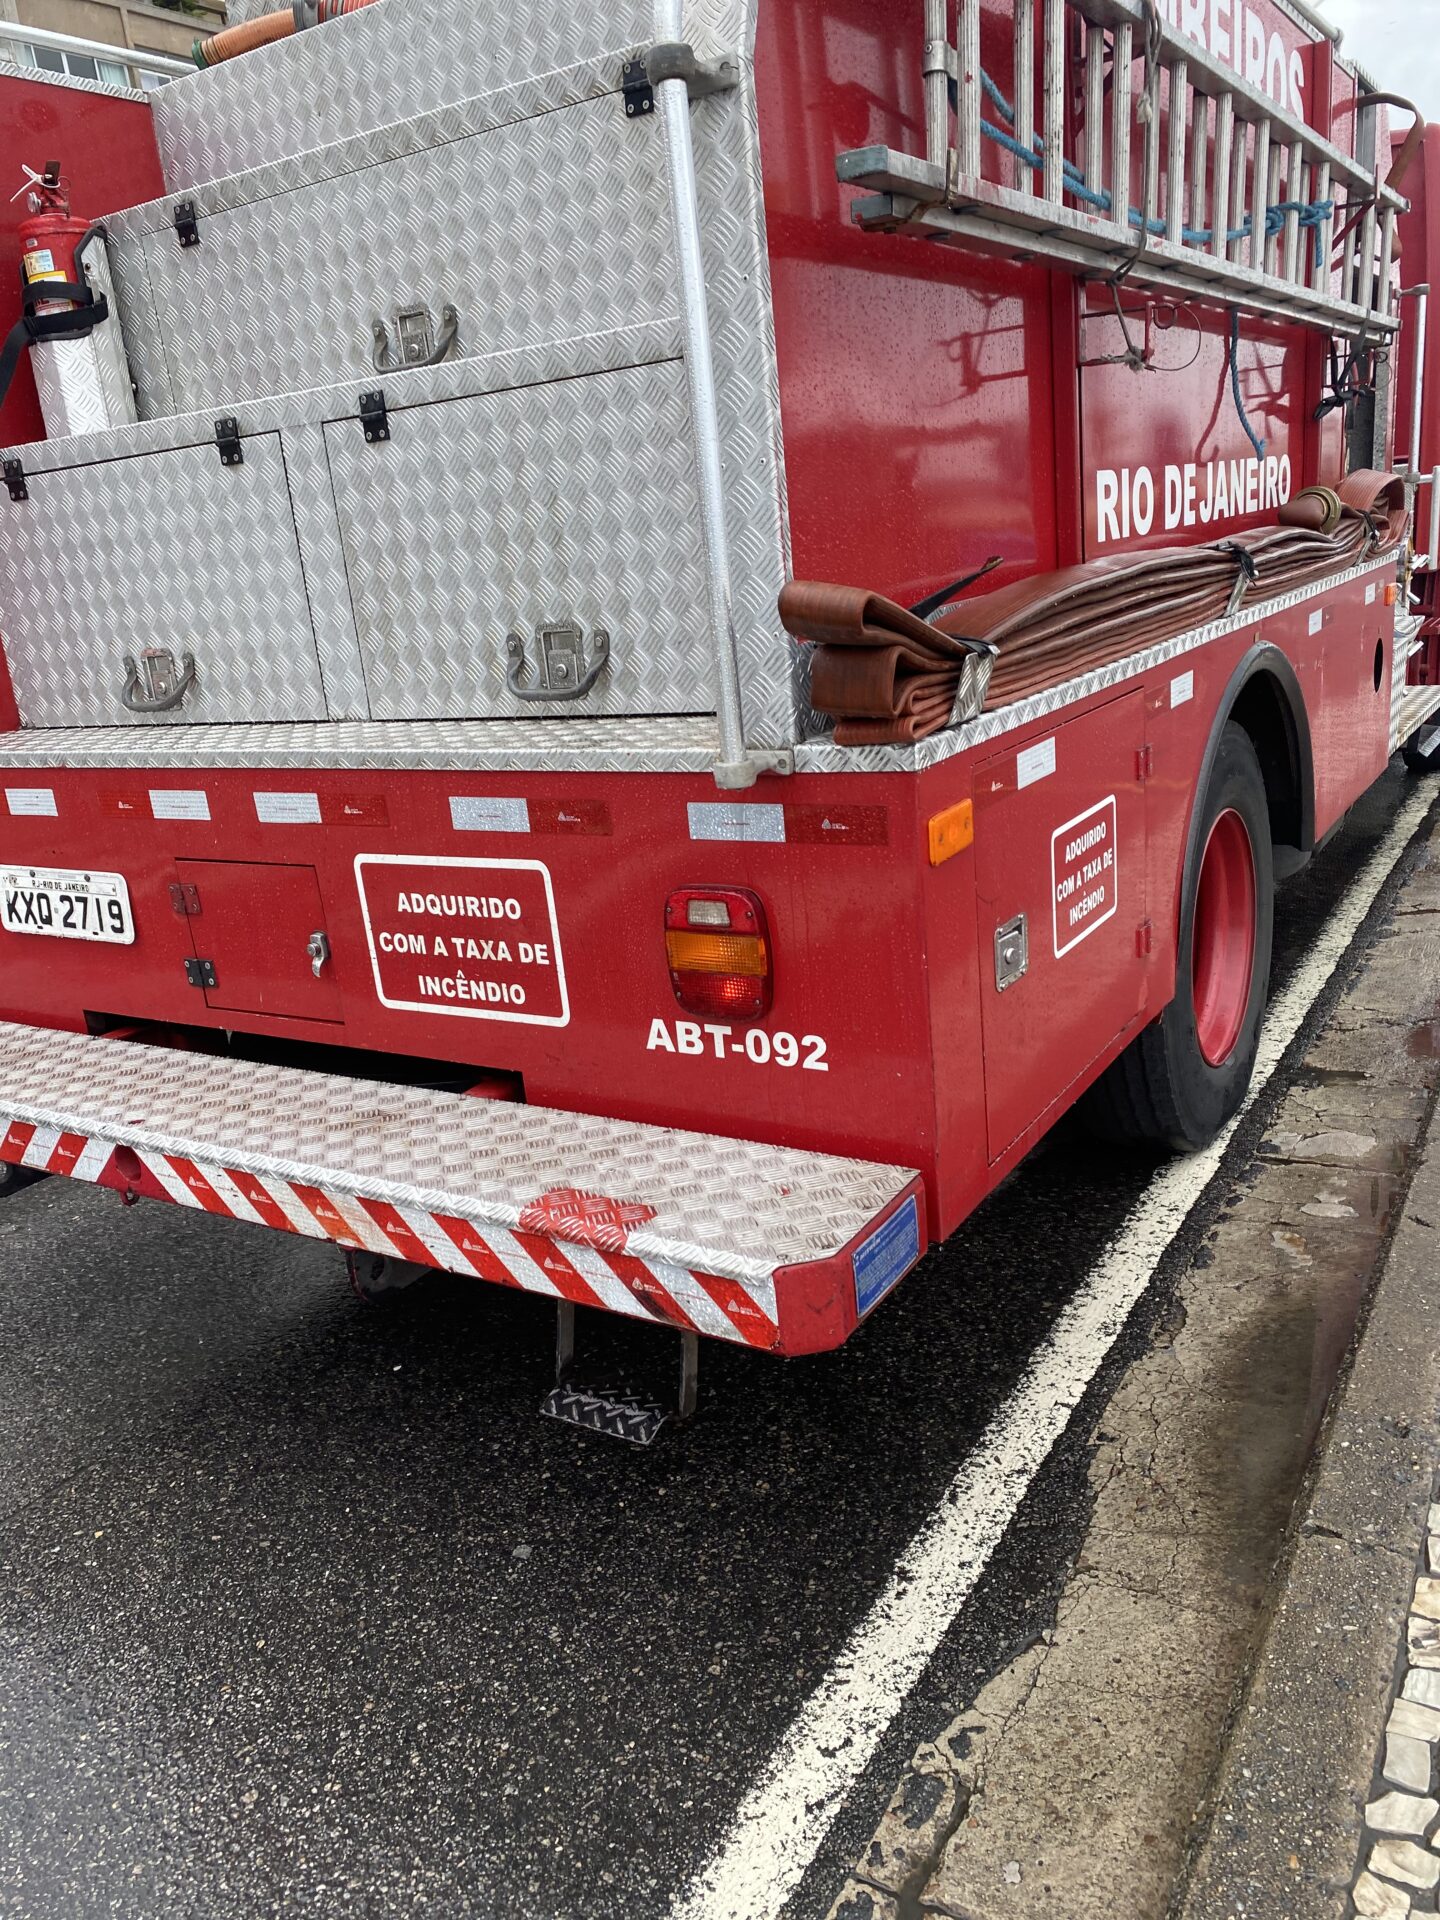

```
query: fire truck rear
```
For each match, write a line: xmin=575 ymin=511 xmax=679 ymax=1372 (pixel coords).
xmin=0 ymin=0 xmax=1435 ymax=1437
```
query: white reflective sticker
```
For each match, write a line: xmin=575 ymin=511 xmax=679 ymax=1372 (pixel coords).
xmin=449 ymin=796 xmax=531 ymax=833
xmin=1366 ymin=582 xmax=1378 ymax=605
xmin=1017 ymin=738 xmax=1056 ymax=789
xmin=5 ymin=787 xmax=56 ymax=817
xmin=687 ymin=802 xmax=786 ymax=843
xmin=254 ymin=790 xmax=321 ymax=825
xmin=1052 ymin=796 xmax=1118 ymax=958
xmin=1170 ymin=671 xmax=1194 ymax=709
xmin=1308 ymin=608 xmax=1324 ymax=635
xmin=149 ymin=789 xmax=210 ymax=822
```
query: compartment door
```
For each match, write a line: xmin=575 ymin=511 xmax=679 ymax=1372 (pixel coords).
xmin=177 ymin=860 xmax=341 ymax=1024
xmin=974 ymin=693 xmax=1151 ymax=1162
xmin=0 ymin=435 xmax=327 ymax=727
xmin=324 ymin=359 xmax=711 ymax=720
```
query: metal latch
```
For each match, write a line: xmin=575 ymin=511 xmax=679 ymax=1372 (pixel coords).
xmin=359 ymin=389 xmax=390 ymax=443
xmin=371 ymin=303 xmax=459 ymax=372
xmin=184 ymin=957 xmax=217 ymax=989
xmin=121 ymin=648 xmax=196 ymax=714
xmin=994 ymin=913 xmax=1028 ymax=991
xmin=174 ymin=200 xmax=199 ymax=248
xmin=505 ymin=621 xmax=611 ymax=701
xmin=306 ymin=930 xmax=331 ymax=978
xmin=215 ymin=417 xmax=242 ymax=467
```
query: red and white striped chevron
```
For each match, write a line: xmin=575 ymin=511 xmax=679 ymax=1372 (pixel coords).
xmin=0 ymin=1119 xmax=781 ymax=1349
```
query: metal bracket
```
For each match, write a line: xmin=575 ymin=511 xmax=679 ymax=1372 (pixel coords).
xmin=306 ymin=929 xmax=331 ymax=978
xmin=3 ymin=460 xmax=26 ymax=503
xmin=711 ymin=747 xmax=794 ymax=790
xmin=994 ymin=913 xmax=1029 ymax=992
xmin=359 ymin=389 xmax=390 ymax=442
xmin=184 ymin=957 xmax=217 ymax=990
xmin=505 ymin=622 xmax=610 ymax=701
xmin=539 ymin=1299 xmax=698 ymax=1445
xmin=121 ymin=648 xmax=196 ymax=714
xmin=168 ymin=882 xmax=201 ymax=917
xmin=214 ymin=417 xmax=242 ymax=467
xmin=645 ymin=43 xmax=741 ymax=98
xmin=371 ymin=302 xmax=459 ymax=372
xmin=621 ymin=54 xmax=654 ymax=117
xmin=174 ymin=200 xmax=199 ymax=248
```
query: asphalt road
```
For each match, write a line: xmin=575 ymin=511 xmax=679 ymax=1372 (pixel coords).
xmin=0 ymin=765 xmax=1433 ymax=1920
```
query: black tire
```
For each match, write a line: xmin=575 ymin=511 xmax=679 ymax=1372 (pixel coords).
xmin=1084 ymin=722 xmax=1274 ymax=1151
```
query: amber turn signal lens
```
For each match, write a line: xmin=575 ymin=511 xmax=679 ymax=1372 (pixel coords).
xmin=928 ymin=798 xmax=974 ymax=866
xmin=664 ymin=929 xmax=769 ymax=976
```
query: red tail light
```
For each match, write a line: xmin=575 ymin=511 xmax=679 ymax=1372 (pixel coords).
xmin=665 ymin=887 xmax=773 ymax=1021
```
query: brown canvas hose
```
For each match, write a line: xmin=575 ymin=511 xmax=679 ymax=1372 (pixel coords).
xmin=781 ymin=471 xmax=1408 ymax=746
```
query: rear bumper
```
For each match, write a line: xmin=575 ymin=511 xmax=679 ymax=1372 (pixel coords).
xmin=0 ymin=1021 xmax=925 ymax=1356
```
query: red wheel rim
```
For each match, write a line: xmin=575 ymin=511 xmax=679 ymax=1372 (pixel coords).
xmin=1191 ymin=808 xmax=1257 ymax=1068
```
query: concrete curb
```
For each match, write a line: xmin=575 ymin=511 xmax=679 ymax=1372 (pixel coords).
xmin=1179 ymin=1104 xmax=1440 ymax=1919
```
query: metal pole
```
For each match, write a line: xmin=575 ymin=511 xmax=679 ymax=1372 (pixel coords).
xmin=654 ymin=2 xmax=760 ymax=788
xmin=1402 ymin=285 xmax=1430 ymax=472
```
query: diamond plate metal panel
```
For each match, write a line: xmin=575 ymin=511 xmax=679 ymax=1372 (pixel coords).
xmin=325 ymin=360 xmax=712 ymax=720
xmin=280 ymin=421 xmax=371 ymax=720
xmin=0 ymin=436 xmax=328 ymax=728
xmin=0 ymin=715 xmax=721 ymax=771
xmin=152 ymin=0 xmax=654 ymax=191
xmin=129 ymin=91 xmax=675 ymax=415
xmin=0 ymin=1019 xmax=917 ymax=1285
xmin=688 ymin=58 xmax=798 ymax=746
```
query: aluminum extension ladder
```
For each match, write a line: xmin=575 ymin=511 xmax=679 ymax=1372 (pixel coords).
xmin=837 ymin=0 xmax=1403 ymax=338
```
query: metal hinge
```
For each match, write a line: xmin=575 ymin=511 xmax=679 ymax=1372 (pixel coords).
xmin=184 ymin=957 xmax=217 ymax=989
xmin=174 ymin=200 xmax=199 ymax=248
xmin=359 ymin=389 xmax=390 ymax=443
xmin=168 ymin=882 xmax=201 ymax=918
xmin=621 ymin=54 xmax=654 ymax=117
xmin=1136 ymin=743 xmax=1155 ymax=782
xmin=1136 ymin=918 xmax=1154 ymax=957
xmin=215 ymin=417 xmax=242 ymax=467
xmin=3 ymin=460 xmax=26 ymax=503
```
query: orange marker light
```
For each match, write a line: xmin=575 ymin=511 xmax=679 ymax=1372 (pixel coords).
xmin=1384 ymin=582 xmax=1399 ymax=606
xmin=928 ymin=799 xmax=975 ymax=867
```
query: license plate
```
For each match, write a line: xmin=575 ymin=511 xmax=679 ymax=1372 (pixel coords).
xmin=0 ymin=866 xmax=135 ymax=944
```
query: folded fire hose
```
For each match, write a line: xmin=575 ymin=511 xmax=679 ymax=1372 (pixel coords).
xmin=779 ymin=471 xmax=1409 ymax=745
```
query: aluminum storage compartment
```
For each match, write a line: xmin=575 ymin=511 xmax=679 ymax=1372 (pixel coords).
xmin=0 ymin=432 xmax=329 ymax=727
xmin=106 ymin=67 xmax=677 ymax=419
xmin=154 ymin=0 xmax=659 ymax=194
xmin=0 ymin=2 xmax=798 ymax=746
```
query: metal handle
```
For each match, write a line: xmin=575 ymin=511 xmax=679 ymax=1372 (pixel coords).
xmin=371 ymin=303 xmax=459 ymax=373
xmin=120 ymin=652 xmax=195 ymax=713
xmin=505 ymin=628 xmax=610 ymax=702
xmin=306 ymin=930 xmax=331 ymax=978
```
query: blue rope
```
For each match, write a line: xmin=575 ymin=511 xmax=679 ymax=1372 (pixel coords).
xmin=1229 ymin=309 xmax=1266 ymax=459
xmin=971 ymin=67 xmax=1332 ymax=264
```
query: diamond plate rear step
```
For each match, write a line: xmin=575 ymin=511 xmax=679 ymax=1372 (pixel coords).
xmin=0 ymin=1021 xmax=925 ymax=1358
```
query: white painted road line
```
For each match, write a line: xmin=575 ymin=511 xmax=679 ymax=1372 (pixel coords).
xmin=671 ymin=784 xmax=1437 ymax=1920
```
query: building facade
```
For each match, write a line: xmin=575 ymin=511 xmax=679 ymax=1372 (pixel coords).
xmin=0 ymin=0 xmax=226 ymax=89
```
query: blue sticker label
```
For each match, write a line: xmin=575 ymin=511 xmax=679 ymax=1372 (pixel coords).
xmin=853 ymin=1192 xmax=922 ymax=1318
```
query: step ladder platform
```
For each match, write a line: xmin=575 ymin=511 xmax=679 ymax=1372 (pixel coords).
xmin=0 ymin=1022 xmax=921 ymax=1348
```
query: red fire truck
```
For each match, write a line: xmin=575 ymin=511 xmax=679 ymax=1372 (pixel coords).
xmin=0 ymin=0 xmax=1434 ymax=1436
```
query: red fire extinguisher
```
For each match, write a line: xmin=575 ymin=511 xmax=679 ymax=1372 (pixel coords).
xmin=16 ymin=162 xmax=93 ymax=299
